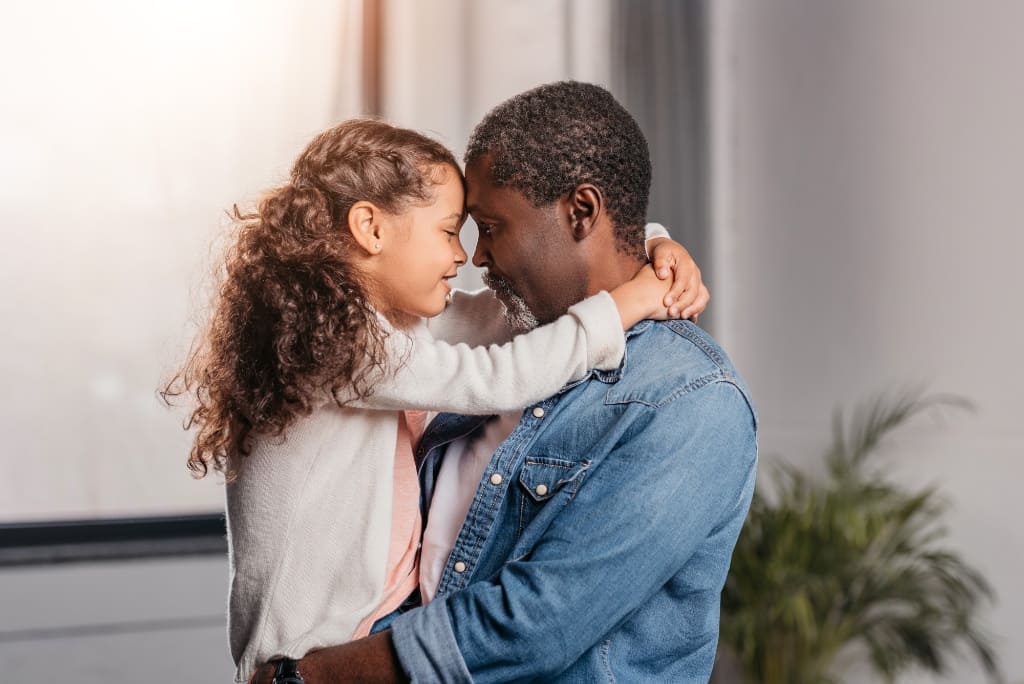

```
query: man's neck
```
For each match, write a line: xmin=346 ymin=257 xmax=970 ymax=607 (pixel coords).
xmin=582 ymin=253 xmax=647 ymax=299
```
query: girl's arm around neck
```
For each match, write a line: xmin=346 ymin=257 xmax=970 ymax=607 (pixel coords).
xmin=342 ymin=291 xmax=625 ymax=415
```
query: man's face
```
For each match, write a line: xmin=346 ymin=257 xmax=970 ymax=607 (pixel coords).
xmin=465 ymin=155 xmax=584 ymax=327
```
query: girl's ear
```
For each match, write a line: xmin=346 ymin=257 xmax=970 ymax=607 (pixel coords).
xmin=347 ymin=201 xmax=385 ymax=256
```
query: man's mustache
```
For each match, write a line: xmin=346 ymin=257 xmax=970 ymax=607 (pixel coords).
xmin=482 ymin=271 xmax=519 ymax=298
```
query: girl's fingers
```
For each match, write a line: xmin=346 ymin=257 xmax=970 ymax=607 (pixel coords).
xmin=654 ymin=253 xmax=675 ymax=280
xmin=681 ymin=284 xmax=710 ymax=320
xmin=666 ymin=266 xmax=700 ymax=311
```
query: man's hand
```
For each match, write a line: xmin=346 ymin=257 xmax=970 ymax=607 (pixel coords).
xmin=250 ymin=630 xmax=406 ymax=684
xmin=251 ymin=660 xmax=275 ymax=684
xmin=646 ymin=236 xmax=710 ymax=321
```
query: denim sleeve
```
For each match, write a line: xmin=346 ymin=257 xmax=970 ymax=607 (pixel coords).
xmin=391 ymin=380 xmax=757 ymax=683
xmin=390 ymin=597 xmax=473 ymax=684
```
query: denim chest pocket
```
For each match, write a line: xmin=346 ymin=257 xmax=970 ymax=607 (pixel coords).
xmin=516 ymin=456 xmax=589 ymax=535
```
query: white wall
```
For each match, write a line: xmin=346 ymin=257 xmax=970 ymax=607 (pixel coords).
xmin=0 ymin=1 xmax=364 ymax=520
xmin=711 ymin=1 xmax=1024 ymax=680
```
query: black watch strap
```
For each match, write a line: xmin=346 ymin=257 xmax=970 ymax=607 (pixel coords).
xmin=271 ymin=658 xmax=304 ymax=684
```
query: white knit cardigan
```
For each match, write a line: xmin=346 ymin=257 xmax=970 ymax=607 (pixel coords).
xmin=225 ymin=288 xmax=626 ymax=682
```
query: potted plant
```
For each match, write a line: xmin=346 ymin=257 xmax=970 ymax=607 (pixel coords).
xmin=717 ymin=390 xmax=1001 ymax=683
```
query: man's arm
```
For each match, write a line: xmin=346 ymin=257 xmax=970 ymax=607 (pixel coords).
xmin=250 ymin=630 xmax=404 ymax=684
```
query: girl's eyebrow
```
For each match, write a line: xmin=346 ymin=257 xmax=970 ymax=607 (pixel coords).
xmin=441 ymin=213 xmax=461 ymax=221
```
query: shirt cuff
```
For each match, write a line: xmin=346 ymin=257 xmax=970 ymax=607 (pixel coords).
xmin=566 ymin=290 xmax=627 ymax=372
xmin=391 ymin=601 xmax=473 ymax=684
xmin=644 ymin=222 xmax=671 ymax=258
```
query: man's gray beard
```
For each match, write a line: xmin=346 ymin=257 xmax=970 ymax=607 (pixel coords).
xmin=482 ymin=271 xmax=540 ymax=332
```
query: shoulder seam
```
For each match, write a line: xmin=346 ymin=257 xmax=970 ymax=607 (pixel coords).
xmin=661 ymin=320 xmax=728 ymax=370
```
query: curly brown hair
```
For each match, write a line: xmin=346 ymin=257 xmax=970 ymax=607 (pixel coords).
xmin=163 ymin=119 xmax=462 ymax=479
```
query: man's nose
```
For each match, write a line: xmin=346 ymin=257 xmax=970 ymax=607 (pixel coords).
xmin=472 ymin=238 xmax=488 ymax=268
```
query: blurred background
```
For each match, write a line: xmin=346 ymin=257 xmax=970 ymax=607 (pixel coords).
xmin=0 ymin=0 xmax=1021 ymax=681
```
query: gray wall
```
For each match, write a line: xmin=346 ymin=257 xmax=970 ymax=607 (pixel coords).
xmin=0 ymin=557 xmax=232 ymax=681
xmin=710 ymin=1 xmax=1024 ymax=680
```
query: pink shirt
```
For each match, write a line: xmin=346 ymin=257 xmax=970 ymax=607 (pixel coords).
xmin=352 ymin=410 xmax=427 ymax=638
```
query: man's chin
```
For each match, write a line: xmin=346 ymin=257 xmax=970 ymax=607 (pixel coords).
xmin=495 ymin=295 xmax=539 ymax=332
xmin=483 ymin=273 xmax=540 ymax=332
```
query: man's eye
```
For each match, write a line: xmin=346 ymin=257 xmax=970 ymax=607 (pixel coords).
xmin=477 ymin=222 xmax=494 ymax=236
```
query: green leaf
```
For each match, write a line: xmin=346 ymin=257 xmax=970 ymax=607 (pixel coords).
xmin=719 ymin=389 xmax=1000 ymax=683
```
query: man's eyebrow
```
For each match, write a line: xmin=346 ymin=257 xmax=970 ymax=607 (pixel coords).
xmin=466 ymin=204 xmax=495 ymax=218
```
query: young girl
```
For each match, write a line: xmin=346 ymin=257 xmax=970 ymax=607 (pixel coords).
xmin=166 ymin=119 xmax=705 ymax=683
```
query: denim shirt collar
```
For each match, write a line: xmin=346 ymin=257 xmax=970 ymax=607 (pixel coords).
xmin=420 ymin=411 xmax=485 ymax=445
xmin=625 ymin=318 xmax=656 ymax=339
xmin=586 ymin=318 xmax=654 ymax=386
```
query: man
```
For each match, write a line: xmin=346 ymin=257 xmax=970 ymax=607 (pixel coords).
xmin=260 ymin=81 xmax=757 ymax=683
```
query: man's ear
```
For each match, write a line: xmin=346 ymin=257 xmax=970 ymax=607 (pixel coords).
xmin=347 ymin=201 xmax=385 ymax=255
xmin=567 ymin=184 xmax=604 ymax=241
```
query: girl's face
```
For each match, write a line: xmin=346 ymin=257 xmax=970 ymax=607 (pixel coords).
xmin=374 ymin=165 xmax=468 ymax=321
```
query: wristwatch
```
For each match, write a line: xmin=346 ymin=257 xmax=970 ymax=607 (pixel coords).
xmin=271 ymin=658 xmax=304 ymax=684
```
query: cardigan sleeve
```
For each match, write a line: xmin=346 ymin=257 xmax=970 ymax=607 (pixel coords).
xmin=644 ymin=221 xmax=671 ymax=258
xmin=346 ymin=290 xmax=625 ymax=414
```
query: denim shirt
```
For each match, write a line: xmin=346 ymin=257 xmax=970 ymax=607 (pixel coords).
xmin=390 ymin=319 xmax=758 ymax=683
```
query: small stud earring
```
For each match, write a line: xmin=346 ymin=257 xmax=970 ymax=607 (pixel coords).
xmin=374 ymin=242 xmax=381 ymax=250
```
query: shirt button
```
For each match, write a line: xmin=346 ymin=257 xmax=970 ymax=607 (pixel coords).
xmin=490 ymin=473 xmax=503 ymax=485
xmin=453 ymin=561 xmax=467 ymax=573
xmin=532 ymin=407 xmax=545 ymax=418
xmin=535 ymin=484 xmax=549 ymax=496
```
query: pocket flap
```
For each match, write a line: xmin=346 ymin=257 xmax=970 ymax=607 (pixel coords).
xmin=518 ymin=456 xmax=589 ymax=502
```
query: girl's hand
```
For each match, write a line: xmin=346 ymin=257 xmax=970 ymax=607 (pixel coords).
xmin=647 ymin=237 xmax=710 ymax=321
xmin=609 ymin=264 xmax=676 ymax=330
